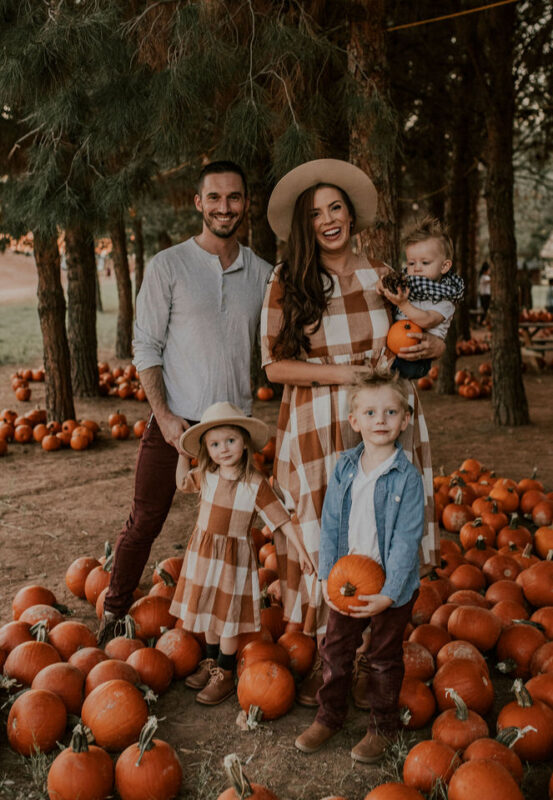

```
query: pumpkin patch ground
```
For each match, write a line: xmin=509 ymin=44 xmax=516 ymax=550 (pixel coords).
xmin=1 ymin=357 xmax=553 ymax=799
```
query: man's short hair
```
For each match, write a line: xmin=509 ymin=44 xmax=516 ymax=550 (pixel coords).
xmin=197 ymin=161 xmax=248 ymax=197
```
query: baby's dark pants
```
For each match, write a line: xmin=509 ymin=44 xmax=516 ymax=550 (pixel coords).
xmin=315 ymin=591 xmax=418 ymax=735
xmin=104 ymin=414 xmax=197 ymax=618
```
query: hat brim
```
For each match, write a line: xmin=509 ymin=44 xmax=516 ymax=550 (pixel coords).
xmin=267 ymin=159 xmax=378 ymax=242
xmin=180 ymin=416 xmax=269 ymax=458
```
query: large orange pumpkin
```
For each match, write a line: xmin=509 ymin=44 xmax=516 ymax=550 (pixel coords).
xmin=155 ymin=628 xmax=202 ymax=679
xmin=7 ymin=689 xmax=67 ymax=755
xmin=237 ymin=661 xmax=295 ymax=720
xmin=81 ymin=679 xmax=148 ymax=752
xmin=447 ymin=760 xmax=524 ymax=800
xmin=403 ymin=739 xmax=460 ymax=794
xmin=327 ymin=554 xmax=385 ymax=614
xmin=114 ymin=717 xmax=182 ymax=800
xmin=47 ymin=723 xmax=114 ymax=800
xmin=31 ymin=662 xmax=85 ymax=715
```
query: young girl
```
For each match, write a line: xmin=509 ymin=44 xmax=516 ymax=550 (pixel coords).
xmin=169 ymin=401 xmax=313 ymax=706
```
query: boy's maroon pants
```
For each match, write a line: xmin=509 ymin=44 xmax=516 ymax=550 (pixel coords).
xmin=104 ymin=415 xmax=196 ymax=618
xmin=316 ymin=592 xmax=417 ymax=735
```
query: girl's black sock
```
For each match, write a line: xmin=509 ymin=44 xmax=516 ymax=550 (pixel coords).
xmin=206 ymin=643 xmax=220 ymax=660
xmin=218 ymin=651 xmax=236 ymax=672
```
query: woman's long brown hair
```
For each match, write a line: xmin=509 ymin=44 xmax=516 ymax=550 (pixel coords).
xmin=272 ymin=184 xmax=356 ymax=360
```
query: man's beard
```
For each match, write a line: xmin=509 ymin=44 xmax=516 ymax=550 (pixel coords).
xmin=203 ymin=210 xmax=245 ymax=239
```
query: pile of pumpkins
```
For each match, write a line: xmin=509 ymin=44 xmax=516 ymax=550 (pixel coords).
xmin=415 ymin=363 xmax=493 ymax=399
xmin=3 ymin=457 xmax=553 ymax=798
xmin=98 ymin=363 xmax=147 ymax=401
xmin=8 ymin=366 xmax=45 ymax=404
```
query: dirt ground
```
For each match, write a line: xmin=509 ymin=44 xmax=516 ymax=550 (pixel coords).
xmin=1 ymin=252 xmax=553 ymax=798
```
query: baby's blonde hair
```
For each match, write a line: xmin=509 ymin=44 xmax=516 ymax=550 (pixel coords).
xmin=197 ymin=424 xmax=256 ymax=483
xmin=402 ymin=214 xmax=454 ymax=261
xmin=347 ymin=368 xmax=411 ymax=414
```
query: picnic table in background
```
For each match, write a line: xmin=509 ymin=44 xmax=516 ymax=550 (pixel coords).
xmin=518 ymin=320 xmax=553 ymax=370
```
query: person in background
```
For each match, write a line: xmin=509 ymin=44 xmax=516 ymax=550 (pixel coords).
xmin=478 ymin=261 xmax=491 ymax=325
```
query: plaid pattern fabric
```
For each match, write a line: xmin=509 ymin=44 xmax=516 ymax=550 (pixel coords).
xmin=170 ymin=468 xmax=290 ymax=637
xmin=261 ymin=259 xmax=439 ymax=636
xmin=404 ymin=271 xmax=465 ymax=303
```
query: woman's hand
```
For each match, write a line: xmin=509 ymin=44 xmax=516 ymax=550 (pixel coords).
xmin=348 ymin=593 xmax=393 ymax=618
xmin=398 ymin=331 xmax=445 ymax=361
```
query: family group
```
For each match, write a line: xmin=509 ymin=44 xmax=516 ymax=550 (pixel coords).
xmin=97 ymin=158 xmax=464 ymax=763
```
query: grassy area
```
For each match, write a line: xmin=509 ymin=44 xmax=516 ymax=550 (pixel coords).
xmin=0 ymin=278 xmax=130 ymax=366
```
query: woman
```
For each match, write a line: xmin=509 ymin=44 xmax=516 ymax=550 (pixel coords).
xmin=261 ymin=159 xmax=443 ymax=704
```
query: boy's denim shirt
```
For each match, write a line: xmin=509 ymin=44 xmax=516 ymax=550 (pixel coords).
xmin=319 ymin=441 xmax=424 ymax=608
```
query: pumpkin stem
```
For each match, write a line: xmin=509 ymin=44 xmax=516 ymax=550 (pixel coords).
xmin=135 ymin=715 xmax=159 ymax=766
xmin=259 ymin=586 xmax=271 ymax=609
xmin=445 ymin=688 xmax=469 ymax=721
xmin=120 ymin=615 xmax=136 ymax=640
xmin=512 ymin=678 xmax=534 ymax=708
xmin=496 ymin=725 xmax=537 ymax=748
xmin=102 ymin=551 xmax=114 ymax=573
xmin=68 ymin=723 xmax=90 ymax=753
xmin=155 ymin=566 xmax=176 ymax=587
xmin=340 ymin=582 xmax=357 ymax=598
xmin=472 ymin=518 xmax=483 ymax=528
xmin=475 ymin=535 xmax=487 ymax=550
xmin=103 ymin=541 xmax=112 ymax=560
xmin=547 ymin=550 xmax=553 ymax=562
xmin=223 ymin=753 xmax=255 ymax=799
xmin=531 ymin=466 xmax=538 ymax=480
xmin=508 ymin=513 xmax=521 ymax=530
xmin=496 ymin=659 xmax=517 ymax=674
xmin=141 ymin=686 xmax=158 ymax=706
xmin=29 ymin=620 xmax=48 ymax=642
xmin=521 ymin=543 xmax=533 ymax=558
xmin=454 ymin=489 xmax=464 ymax=505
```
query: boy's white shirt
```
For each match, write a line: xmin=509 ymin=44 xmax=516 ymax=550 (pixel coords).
xmin=347 ymin=448 xmax=398 ymax=566
xmin=395 ymin=297 xmax=454 ymax=339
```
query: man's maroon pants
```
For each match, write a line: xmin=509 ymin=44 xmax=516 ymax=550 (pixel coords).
xmin=315 ymin=592 xmax=417 ymax=735
xmin=104 ymin=414 xmax=196 ymax=617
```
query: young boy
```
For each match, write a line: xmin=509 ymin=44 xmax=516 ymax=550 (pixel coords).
xmin=294 ymin=371 xmax=424 ymax=763
xmin=379 ymin=216 xmax=464 ymax=379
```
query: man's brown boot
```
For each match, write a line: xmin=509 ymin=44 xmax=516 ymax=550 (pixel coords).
xmin=296 ymin=654 xmax=323 ymax=707
xmin=351 ymin=731 xmax=389 ymax=763
xmin=97 ymin=611 xmax=122 ymax=649
xmin=196 ymin=666 xmax=235 ymax=705
xmin=295 ymin=721 xmax=337 ymax=753
xmin=185 ymin=658 xmax=217 ymax=690
xmin=352 ymin=653 xmax=371 ymax=710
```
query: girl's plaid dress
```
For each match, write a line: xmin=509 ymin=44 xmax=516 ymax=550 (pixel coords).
xmin=261 ymin=259 xmax=439 ymax=635
xmin=170 ymin=468 xmax=290 ymax=637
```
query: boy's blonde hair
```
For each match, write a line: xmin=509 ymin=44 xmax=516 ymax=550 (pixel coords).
xmin=197 ymin=424 xmax=256 ymax=483
xmin=402 ymin=214 xmax=454 ymax=261
xmin=347 ymin=369 xmax=411 ymax=414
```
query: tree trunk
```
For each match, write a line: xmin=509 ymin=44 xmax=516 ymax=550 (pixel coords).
xmin=65 ymin=222 xmax=99 ymax=397
xmin=348 ymin=0 xmax=399 ymax=267
xmin=110 ymin=215 xmax=134 ymax=359
xmin=479 ymin=6 xmax=529 ymax=425
xmin=96 ymin=268 xmax=103 ymax=312
xmin=132 ymin=214 xmax=145 ymax=302
xmin=436 ymin=315 xmax=458 ymax=395
xmin=33 ymin=233 xmax=75 ymax=421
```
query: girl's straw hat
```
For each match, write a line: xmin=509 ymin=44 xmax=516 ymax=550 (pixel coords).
xmin=267 ymin=158 xmax=378 ymax=242
xmin=179 ymin=401 xmax=269 ymax=457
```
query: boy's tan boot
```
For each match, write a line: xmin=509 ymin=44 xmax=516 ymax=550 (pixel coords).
xmin=295 ymin=721 xmax=337 ymax=753
xmin=196 ymin=666 xmax=235 ymax=705
xmin=185 ymin=658 xmax=217 ymax=690
xmin=296 ymin=654 xmax=323 ymax=707
xmin=351 ymin=731 xmax=389 ymax=763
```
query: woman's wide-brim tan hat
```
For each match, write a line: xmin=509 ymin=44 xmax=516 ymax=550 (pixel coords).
xmin=180 ymin=401 xmax=269 ymax=457
xmin=267 ymin=158 xmax=378 ymax=242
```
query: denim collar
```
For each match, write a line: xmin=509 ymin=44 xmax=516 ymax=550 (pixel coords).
xmin=341 ymin=440 xmax=408 ymax=475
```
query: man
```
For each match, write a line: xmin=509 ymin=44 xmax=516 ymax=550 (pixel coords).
xmin=98 ymin=161 xmax=272 ymax=645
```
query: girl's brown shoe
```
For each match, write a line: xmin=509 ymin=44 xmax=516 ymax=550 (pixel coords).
xmin=185 ymin=658 xmax=217 ymax=690
xmin=196 ymin=666 xmax=235 ymax=705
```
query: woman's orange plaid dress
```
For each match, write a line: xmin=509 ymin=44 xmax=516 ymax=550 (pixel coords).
xmin=170 ymin=468 xmax=290 ymax=637
xmin=261 ymin=259 xmax=439 ymax=635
